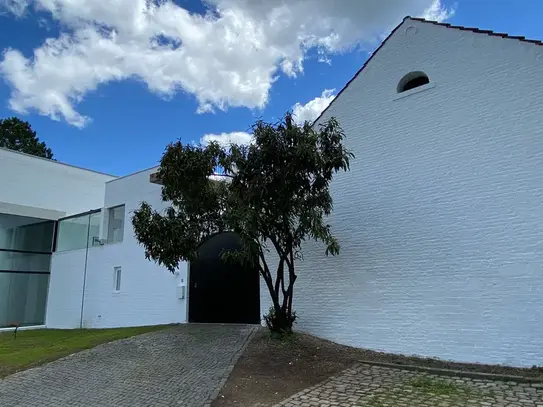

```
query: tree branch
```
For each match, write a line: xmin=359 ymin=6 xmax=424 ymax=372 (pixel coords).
xmin=258 ymin=249 xmax=280 ymax=312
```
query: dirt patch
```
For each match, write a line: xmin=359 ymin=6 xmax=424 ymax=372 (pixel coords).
xmin=212 ymin=329 xmax=358 ymax=407
xmin=212 ymin=328 xmax=543 ymax=407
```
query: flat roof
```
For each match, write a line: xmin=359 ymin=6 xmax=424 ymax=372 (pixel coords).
xmin=106 ymin=165 xmax=160 ymax=184
xmin=0 ymin=146 xmax=118 ymax=178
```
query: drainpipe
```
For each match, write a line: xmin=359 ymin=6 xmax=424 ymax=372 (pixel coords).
xmin=79 ymin=215 xmax=92 ymax=329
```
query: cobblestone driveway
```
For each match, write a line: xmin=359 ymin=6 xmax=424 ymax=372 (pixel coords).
xmin=275 ymin=364 xmax=543 ymax=407
xmin=0 ymin=324 xmax=256 ymax=407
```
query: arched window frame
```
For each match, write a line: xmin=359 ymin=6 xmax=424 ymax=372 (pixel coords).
xmin=397 ymin=71 xmax=430 ymax=93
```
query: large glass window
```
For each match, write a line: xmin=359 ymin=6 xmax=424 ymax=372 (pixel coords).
xmin=0 ymin=251 xmax=51 ymax=273
xmin=107 ymin=205 xmax=125 ymax=244
xmin=0 ymin=272 xmax=49 ymax=327
xmin=56 ymin=210 xmax=102 ymax=252
xmin=0 ymin=214 xmax=54 ymax=253
xmin=0 ymin=213 xmax=55 ymax=328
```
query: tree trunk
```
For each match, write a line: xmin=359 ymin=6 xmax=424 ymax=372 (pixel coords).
xmin=286 ymin=262 xmax=296 ymax=324
xmin=266 ymin=265 xmax=297 ymax=334
xmin=260 ymin=245 xmax=297 ymax=335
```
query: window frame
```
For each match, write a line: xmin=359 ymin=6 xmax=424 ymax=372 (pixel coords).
xmin=107 ymin=205 xmax=126 ymax=244
xmin=113 ymin=266 xmax=122 ymax=293
xmin=54 ymin=209 xmax=101 ymax=252
xmin=393 ymin=82 xmax=436 ymax=101
xmin=397 ymin=71 xmax=431 ymax=94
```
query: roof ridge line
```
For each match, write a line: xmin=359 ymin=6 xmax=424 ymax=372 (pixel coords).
xmin=406 ymin=16 xmax=542 ymax=46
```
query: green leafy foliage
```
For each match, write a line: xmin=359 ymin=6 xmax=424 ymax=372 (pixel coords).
xmin=132 ymin=112 xmax=354 ymax=333
xmin=0 ymin=117 xmax=53 ymax=159
xmin=264 ymin=305 xmax=297 ymax=334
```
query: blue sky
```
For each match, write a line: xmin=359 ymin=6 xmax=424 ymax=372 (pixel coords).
xmin=0 ymin=0 xmax=541 ymax=176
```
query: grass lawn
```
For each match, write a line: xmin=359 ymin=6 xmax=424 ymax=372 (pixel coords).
xmin=0 ymin=325 xmax=172 ymax=378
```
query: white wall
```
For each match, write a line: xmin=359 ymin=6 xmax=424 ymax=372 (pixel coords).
xmin=46 ymin=249 xmax=86 ymax=328
xmin=261 ymin=19 xmax=543 ymax=367
xmin=47 ymin=167 xmax=188 ymax=328
xmin=0 ymin=148 xmax=116 ymax=218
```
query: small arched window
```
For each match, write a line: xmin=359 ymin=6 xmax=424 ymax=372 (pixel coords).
xmin=397 ymin=71 xmax=430 ymax=93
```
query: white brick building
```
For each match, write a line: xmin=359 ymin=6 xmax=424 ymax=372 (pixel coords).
xmin=260 ymin=17 xmax=543 ymax=367
xmin=1 ymin=17 xmax=543 ymax=367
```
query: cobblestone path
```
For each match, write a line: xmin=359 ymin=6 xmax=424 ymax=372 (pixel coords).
xmin=274 ymin=363 xmax=543 ymax=407
xmin=0 ymin=324 xmax=256 ymax=407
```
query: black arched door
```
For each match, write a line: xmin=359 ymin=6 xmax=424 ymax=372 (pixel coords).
xmin=188 ymin=232 xmax=260 ymax=324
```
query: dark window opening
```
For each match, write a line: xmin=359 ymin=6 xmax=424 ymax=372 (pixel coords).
xmin=397 ymin=72 xmax=430 ymax=93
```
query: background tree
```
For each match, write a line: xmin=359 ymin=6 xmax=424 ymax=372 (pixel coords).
xmin=0 ymin=117 xmax=54 ymax=159
xmin=132 ymin=112 xmax=354 ymax=334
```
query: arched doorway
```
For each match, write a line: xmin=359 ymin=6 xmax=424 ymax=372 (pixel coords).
xmin=188 ymin=232 xmax=260 ymax=324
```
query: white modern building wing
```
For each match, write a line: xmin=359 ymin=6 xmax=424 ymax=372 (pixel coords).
xmin=0 ymin=147 xmax=116 ymax=328
xmin=46 ymin=167 xmax=188 ymax=329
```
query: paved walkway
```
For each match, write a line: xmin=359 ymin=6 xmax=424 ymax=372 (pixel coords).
xmin=275 ymin=363 xmax=543 ymax=407
xmin=0 ymin=324 xmax=256 ymax=407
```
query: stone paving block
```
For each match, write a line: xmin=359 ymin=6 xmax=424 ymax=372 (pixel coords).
xmin=0 ymin=324 xmax=255 ymax=407
xmin=274 ymin=363 xmax=543 ymax=407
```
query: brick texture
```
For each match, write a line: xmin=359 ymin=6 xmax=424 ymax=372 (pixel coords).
xmin=262 ymin=19 xmax=543 ymax=367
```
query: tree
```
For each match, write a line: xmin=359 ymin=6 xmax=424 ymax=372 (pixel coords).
xmin=132 ymin=112 xmax=354 ymax=334
xmin=0 ymin=117 xmax=53 ymax=159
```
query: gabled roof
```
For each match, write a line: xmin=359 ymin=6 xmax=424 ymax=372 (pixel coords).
xmin=313 ymin=16 xmax=543 ymax=125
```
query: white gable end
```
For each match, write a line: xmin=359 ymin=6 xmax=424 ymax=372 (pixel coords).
xmin=263 ymin=18 xmax=543 ymax=367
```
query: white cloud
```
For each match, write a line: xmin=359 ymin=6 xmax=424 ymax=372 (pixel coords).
xmin=0 ymin=0 xmax=454 ymax=127
xmin=201 ymin=131 xmax=253 ymax=146
xmin=0 ymin=0 xmax=29 ymax=16
xmin=423 ymin=0 xmax=456 ymax=21
xmin=201 ymin=88 xmax=336 ymax=145
xmin=292 ymin=89 xmax=336 ymax=125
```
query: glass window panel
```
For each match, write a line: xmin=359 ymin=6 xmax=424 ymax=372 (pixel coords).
xmin=14 ymin=221 xmax=55 ymax=252
xmin=0 ymin=273 xmax=10 ymax=327
xmin=56 ymin=214 xmax=90 ymax=252
xmin=0 ymin=251 xmax=51 ymax=273
xmin=0 ymin=272 xmax=49 ymax=327
xmin=0 ymin=228 xmax=14 ymax=251
xmin=88 ymin=211 xmax=102 ymax=247
xmin=107 ymin=205 xmax=125 ymax=244
xmin=0 ymin=214 xmax=54 ymax=253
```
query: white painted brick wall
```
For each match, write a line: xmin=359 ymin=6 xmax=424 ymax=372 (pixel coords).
xmin=47 ymin=167 xmax=188 ymax=328
xmin=262 ymin=19 xmax=543 ymax=367
xmin=0 ymin=148 xmax=116 ymax=217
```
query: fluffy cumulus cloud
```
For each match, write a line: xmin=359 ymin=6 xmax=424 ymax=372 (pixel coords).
xmin=201 ymin=131 xmax=252 ymax=146
xmin=0 ymin=0 xmax=454 ymax=127
xmin=199 ymin=88 xmax=336 ymax=144
xmin=292 ymin=89 xmax=336 ymax=125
